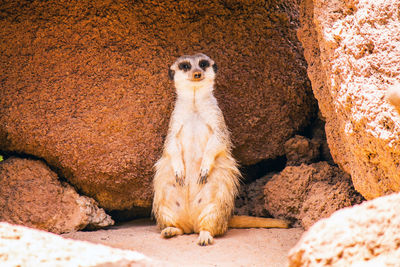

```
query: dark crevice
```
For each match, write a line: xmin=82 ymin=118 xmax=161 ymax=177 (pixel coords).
xmin=108 ymin=207 xmax=152 ymax=223
xmin=239 ymin=155 xmax=287 ymax=183
xmin=297 ymin=116 xmax=323 ymax=139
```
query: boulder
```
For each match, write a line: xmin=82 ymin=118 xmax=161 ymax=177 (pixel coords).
xmin=288 ymin=193 xmax=400 ymax=267
xmin=235 ymin=173 xmax=274 ymax=217
xmin=264 ymin=162 xmax=363 ymax=229
xmin=0 ymin=222 xmax=156 ymax=266
xmin=298 ymin=0 xmax=400 ymax=199
xmin=307 ymin=116 xmax=334 ymax=164
xmin=387 ymin=83 xmax=400 ymax=115
xmin=0 ymin=157 xmax=113 ymax=234
xmin=284 ymin=135 xmax=320 ymax=166
xmin=0 ymin=0 xmax=316 ymax=211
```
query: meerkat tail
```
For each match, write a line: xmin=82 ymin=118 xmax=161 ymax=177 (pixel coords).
xmin=228 ymin=215 xmax=289 ymax=229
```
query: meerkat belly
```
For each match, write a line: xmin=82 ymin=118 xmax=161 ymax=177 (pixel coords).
xmin=180 ymin=112 xmax=211 ymax=182
xmin=176 ymin=112 xmax=215 ymax=232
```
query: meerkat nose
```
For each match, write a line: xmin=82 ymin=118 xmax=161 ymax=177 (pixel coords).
xmin=193 ymin=72 xmax=202 ymax=80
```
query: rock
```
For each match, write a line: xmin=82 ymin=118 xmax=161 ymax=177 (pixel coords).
xmin=386 ymin=83 xmax=400 ymax=115
xmin=0 ymin=1 xmax=316 ymax=211
xmin=235 ymin=173 xmax=274 ymax=217
xmin=284 ymin=135 xmax=320 ymax=166
xmin=298 ymin=0 xmax=400 ymax=199
xmin=288 ymin=193 xmax=400 ymax=267
xmin=308 ymin=116 xmax=334 ymax=164
xmin=264 ymin=162 xmax=363 ymax=229
xmin=0 ymin=222 xmax=156 ymax=266
xmin=0 ymin=157 xmax=113 ymax=234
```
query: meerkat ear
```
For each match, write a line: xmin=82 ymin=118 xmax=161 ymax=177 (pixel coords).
xmin=168 ymin=69 xmax=175 ymax=80
xmin=212 ymin=63 xmax=218 ymax=73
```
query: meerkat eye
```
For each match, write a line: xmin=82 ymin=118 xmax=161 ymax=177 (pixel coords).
xmin=178 ymin=62 xmax=191 ymax=72
xmin=199 ymin=60 xmax=210 ymax=70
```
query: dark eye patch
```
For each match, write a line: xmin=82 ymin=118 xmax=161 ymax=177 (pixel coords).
xmin=178 ymin=61 xmax=191 ymax=72
xmin=199 ymin=60 xmax=210 ymax=70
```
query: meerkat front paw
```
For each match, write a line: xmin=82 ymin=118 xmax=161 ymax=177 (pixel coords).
xmin=175 ymin=170 xmax=185 ymax=186
xmin=197 ymin=231 xmax=214 ymax=246
xmin=198 ymin=168 xmax=209 ymax=184
xmin=198 ymin=156 xmax=214 ymax=184
xmin=171 ymin=160 xmax=185 ymax=186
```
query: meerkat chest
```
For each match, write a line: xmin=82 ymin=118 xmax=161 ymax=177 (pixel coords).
xmin=179 ymin=111 xmax=212 ymax=152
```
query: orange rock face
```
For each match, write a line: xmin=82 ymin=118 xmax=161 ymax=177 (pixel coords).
xmin=0 ymin=0 xmax=316 ymax=210
xmin=298 ymin=0 xmax=400 ymax=199
xmin=0 ymin=158 xmax=113 ymax=234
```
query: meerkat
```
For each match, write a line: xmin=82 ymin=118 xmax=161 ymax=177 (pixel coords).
xmin=152 ymin=53 xmax=289 ymax=246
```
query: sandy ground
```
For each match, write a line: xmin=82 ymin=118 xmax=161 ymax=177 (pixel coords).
xmin=63 ymin=219 xmax=303 ymax=267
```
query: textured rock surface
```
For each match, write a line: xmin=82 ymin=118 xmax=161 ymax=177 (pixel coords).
xmin=264 ymin=162 xmax=363 ymax=229
xmin=0 ymin=222 xmax=155 ymax=266
xmin=235 ymin=173 xmax=274 ymax=217
xmin=288 ymin=193 xmax=400 ymax=267
xmin=308 ymin=116 xmax=334 ymax=164
xmin=0 ymin=158 xmax=113 ymax=234
xmin=0 ymin=0 xmax=316 ymax=211
xmin=284 ymin=135 xmax=320 ymax=166
xmin=298 ymin=0 xmax=400 ymax=199
xmin=387 ymin=83 xmax=400 ymax=115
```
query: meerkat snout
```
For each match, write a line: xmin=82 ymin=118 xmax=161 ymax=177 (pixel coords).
xmin=192 ymin=71 xmax=203 ymax=81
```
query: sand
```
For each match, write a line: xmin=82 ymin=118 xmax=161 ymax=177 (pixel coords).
xmin=63 ymin=219 xmax=304 ymax=267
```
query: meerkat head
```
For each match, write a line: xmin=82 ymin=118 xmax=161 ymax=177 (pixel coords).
xmin=168 ymin=53 xmax=218 ymax=91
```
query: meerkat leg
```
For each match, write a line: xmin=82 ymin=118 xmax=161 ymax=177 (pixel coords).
xmin=154 ymin=207 xmax=185 ymax=240
xmin=161 ymin=227 xmax=184 ymax=238
xmin=195 ymin=204 xmax=227 ymax=246
xmin=195 ymin=165 xmax=239 ymax=246
xmin=165 ymin=137 xmax=185 ymax=186
xmin=153 ymin=158 xmax=187 ymax=239
xmin=198 ymin=230 xmax=213 ymax=246
xmin=198 ymin=135 xmax=225 ymax=184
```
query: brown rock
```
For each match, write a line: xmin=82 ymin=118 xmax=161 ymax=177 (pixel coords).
xmin=0 ymin=157 xmax=113 ymax=234
xmin=0 ymin=1 xmax=316 ymax=210
xmin=264 ymin=162 xmax=363 ymax=229
xmin=235 ymin=173 xmax=274 ymax=217
xmin=298 ymin=0 xmax=400 ymax=200
xmin=284 ymin=135 xmax=320 ymax=166
xmin=387 ymin=83 xmax=400 ymax=115
xmin=0 ymin=222 xmax=156 ymax=266
xmin=308 ymin=116 xmax=334 ymax=164
xmin=288 ymin=193 xmax=400 ymax=267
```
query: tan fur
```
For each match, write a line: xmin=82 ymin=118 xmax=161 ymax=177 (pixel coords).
xmin=228 ymin=215 xmax=289 ymax=229
xmin=153 ymin=53 xmax=288 ymax=246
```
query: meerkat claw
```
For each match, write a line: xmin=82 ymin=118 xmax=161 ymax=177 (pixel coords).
xmin=175 ymin=172 xmax=185 ymax=186
xmin=197 ymin=231 xmax=213 ymax=246
xmin=198 ymin=169 xmax=208 ymax=184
